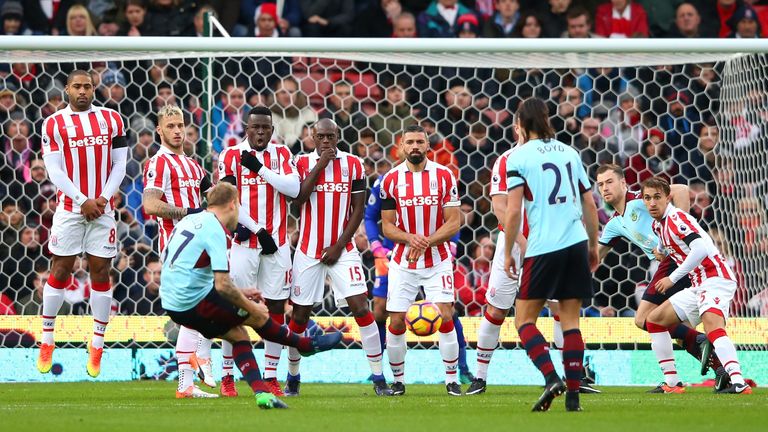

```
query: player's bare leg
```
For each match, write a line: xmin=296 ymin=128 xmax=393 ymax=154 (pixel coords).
xmin=515 ymin=298 xmax=566 ymax=412
xmin=386 ymin=311 xmax=408 ymax=395
xmin=435 ymin=302 xmax=461 ymax=396
xmin=85 ymin=254 xmax=113 ymax=378
xmin=263 ymin=298 xmax=287 ymax=396
xmin=38 ymin=254 xmax=77 ymax=373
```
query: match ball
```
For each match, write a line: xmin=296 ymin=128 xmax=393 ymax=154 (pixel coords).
xmin=405 ymin=301 xmax=442 ymax=336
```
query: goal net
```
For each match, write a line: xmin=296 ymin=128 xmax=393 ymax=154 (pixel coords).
xmin=0 ymin=39 xmax=765 ymax=360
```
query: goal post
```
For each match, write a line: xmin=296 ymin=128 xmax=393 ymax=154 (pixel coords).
xmin=0 ymin=37 xmax=766 ymax=383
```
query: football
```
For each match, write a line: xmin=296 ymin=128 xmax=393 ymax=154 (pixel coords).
xmin=405 ymin=301 xmax=443 ymax=336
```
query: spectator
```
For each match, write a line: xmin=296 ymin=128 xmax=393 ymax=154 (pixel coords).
xmin=301 ymin=0 xmax=355 ymax=37
xmin=573 ymin=116 xmax=614 ymax=181
xmin=635 ymin=0 xmax=680 ymax=37
xmin=2 ymin=225 xmax=45 ymax=304
xmin=319 ymin=80 xmax=361 ymax=151
xmin=128 ymin=254 xmax=164 ymax=315
xmin=253 ymin=2 xmax=280 ymax=37
xmin=417 ymin=0 xmax=476 ymax=38
xmin=185 ymin=124 xmax=202 ymax=158
xmin=458 ymin=123 xmax=493 ymax=186
xmin=680 ymin=122 xmax=717 ymax=185
xmin=697 ymin=0 xmax=745 ymax=38
xmin=511 ymin=11 xmax=544 ymax=38
xmin=482 ymin=0 xmax=520 ymax=38
xmin=392 ymin=12 xmax=418 ymax=37
xmin=623 ymin=129 xmax=678 ymax=188
xmin=594 ymin=0 xmax=649 ymax=38
xmin=119 ymin=0 xmax=150 ymax=36
xmin=1 ymin=119 xmax=35 ymax=200
xmin=239 ymin=0 xmax=302 ymax=37
xmin=364 ymin=82 xmax=418 ymax=148
xmin=433 ymin=82 xmax=477 ymax=148
xmin=689 ymin=181 xmax=715 ymax=227
xmin=211 ymin=79 xmax=249 ymax=154
xmin=658 ymin=89 xmax=699 ymax=165
xmin=97 ymin=11 xmax=120 ymax=36
xmin=97 ymin=69 xmax=136 ymax=119
xmin=351 ymin=127 xmax=378 ymax=158
xmin=603 ymin=93 xmax=646 ymax=159
xmin=541 ymin=0 xmax=571 ymax=38
xmin=270 ymin=77 xmax=318 ymax=149
xmin=456 ymin=233 xmax=493 ymax=317
xmin=727 ymin=5 xmax=761 ymax=38
xmin=0 ymin=83 xmax=24 ymax=125
xmin=0 ymin=1 xmax=37 ymax=35
xmin=665 ymin=2 xmax=702 ymax=38
xmin=456 ymin=13 xmax=480 ymax=37
xmin=551 ymin=85 xmax=585 ymax=143
xmin=192 ymin=4 xmax=217 ymax=36
xmin=144 ymin=0 xmax=196 ymax=36
xmin=63 ymin=4 xmax=96 ymax=36
xmin=356 ymin=0 xmax=404 ymax=37
xmin=21 ymin=156 xmax=55 ymax=214
xmin=125 ymin=128 xmax=156 ymax=190
xmin=562 ymin=6 xmax=601 ymax=38
xmin=1 ymin=201 xmax=25 ymax=254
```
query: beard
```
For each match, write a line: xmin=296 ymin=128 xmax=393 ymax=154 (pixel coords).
xmin=406 ymin=152 xmax=425 ymax=165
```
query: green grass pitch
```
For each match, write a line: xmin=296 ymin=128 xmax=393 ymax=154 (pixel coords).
xmin=1 ymin=382 xmax=764 ymax=432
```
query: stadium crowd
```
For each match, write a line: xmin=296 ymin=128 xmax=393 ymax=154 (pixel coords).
xmin=1 ymin=0 xmax=767 ymax=320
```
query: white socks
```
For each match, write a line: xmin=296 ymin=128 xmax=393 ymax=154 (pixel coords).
xmin=386 ymin=326 xmax=406 ymax=383
xmin=476 ymin=313 xmax=502 ymax=381
xmin=439 ymin=328 xmax=459 ymax=385
xmin=648 ymin=323 xmax=679 ymax=386
xmin=41 ymin=281 xmax=66 ymax=345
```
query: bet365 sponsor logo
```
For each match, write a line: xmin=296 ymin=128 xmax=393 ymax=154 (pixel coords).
xmin=315 ymin=183 xmax=349 ymax=193
xmin=69 ymin=135 xmax=110 ymax=148
xmin=178 ymin=178 xmax=201 ymax=188
xmin=399 ymin=195 xmax=439 ymax=207
xmin=240 ymin=175 xmax=269 ymax=186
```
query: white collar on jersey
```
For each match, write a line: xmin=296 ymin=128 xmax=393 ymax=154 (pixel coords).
xmin=156 ymin=145 xmax=185 ymax=157
xmin=61 ymin=104 xmax=95 ymax=115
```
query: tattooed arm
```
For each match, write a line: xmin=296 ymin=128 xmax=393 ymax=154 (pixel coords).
xmin=142 ymin=188 xmax=188 ymax=220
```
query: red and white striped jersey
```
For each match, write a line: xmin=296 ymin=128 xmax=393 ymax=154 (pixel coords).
xmin=653 ymin=204 xmax=736 ymax=287
xmin=295 ymin=150 xmax=366 ymax=259
xmin=143 ymin=146 xmax=206 ymax=252
xmin=218 ymin=140 xmax=297 ymax=248
xmin=380 ymin=160 xmax=459 ymax=269
xmin=41 ymin=104 xmax=126 ymax=213
xmin=490 ymin=147 xmax=528 ymax=237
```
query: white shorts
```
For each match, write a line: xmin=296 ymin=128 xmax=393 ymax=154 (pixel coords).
xmin=669 ymin=277 xmax=736 ymax=327
xmin=229 ymin=242 xmax=292 ymax=300
xmin=291 ymin=248 xmax=367 ymax=308
xmin=387 ymin=259 xmax=455 ymax=313
xmin=485 ymin=232 xmax=521 ymax=311
xmin=48 ymin=211 xmax=117 ymax=258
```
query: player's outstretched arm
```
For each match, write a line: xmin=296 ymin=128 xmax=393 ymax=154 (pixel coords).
xmin=427 ymin=205 xmax=460 ymax=247
xmin=143 ymin=188 xmax=189 ymax=220
xmin=670 ymin=184 xmax=690 ymax=212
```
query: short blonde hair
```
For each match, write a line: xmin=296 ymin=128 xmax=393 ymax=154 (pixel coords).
xmin=66 ymin=5 xmax=96 ymax=36
xmin=207 ymin=182 xmax=238 ymax=208
xmin=157 ymin=104 xmax=184 ymax=125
